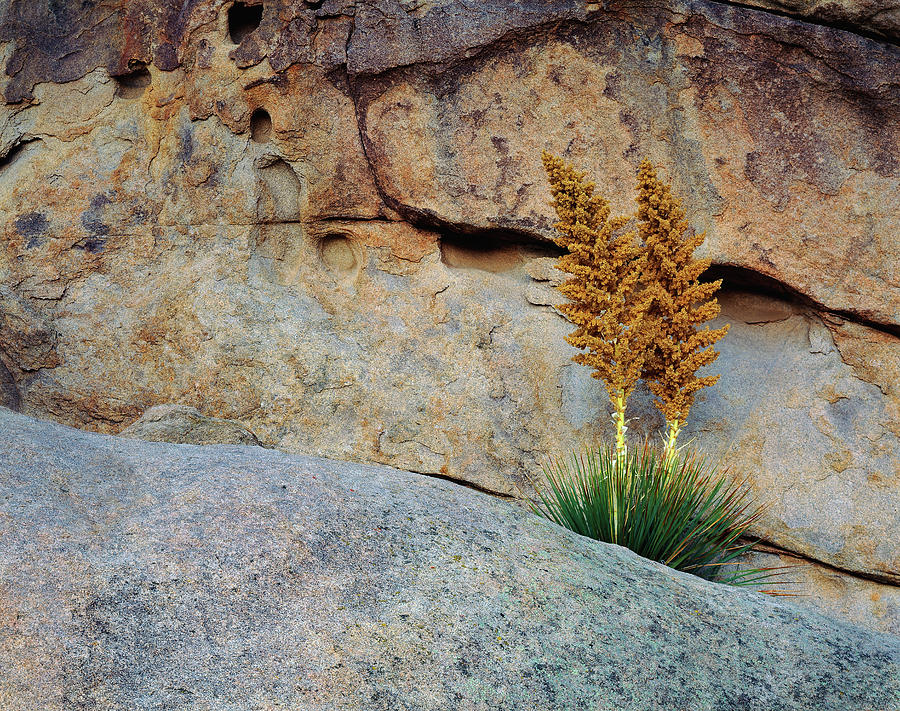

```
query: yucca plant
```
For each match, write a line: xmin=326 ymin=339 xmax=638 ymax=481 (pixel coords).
xmin=541 ymin=152 xmax=653 ymax=461
xmin=531 ymin=442 xmax=787 ymax=588
xmin=635 ymin=159 xmax=729 ymax=456
xmin=537 ymin=155 xmax=794 ymax=591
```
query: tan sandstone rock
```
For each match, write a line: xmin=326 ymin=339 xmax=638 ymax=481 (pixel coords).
xmin=0 ymin=0 xmax=897 ymax=633
xmin=120 ymin=404 xmax=263 ymax=446
xmin=355 ymin=5 xmax=900 ymax=327
xmin=736 ymin=545 xmax=900 ymax=637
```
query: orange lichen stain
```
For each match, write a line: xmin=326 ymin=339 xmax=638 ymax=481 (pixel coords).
xmin=845 ymin=532 xmax=878 ymax=560
xmin=674 ymin=34 xmax=704 ymax=58
xmin=870 ymin=591 xmax=882 ymax=603
xmin=818 ymin=383 xmax=849 ymax=405
xmin=134 ymin=324 xmax=166 ymax=347
xmin=824 ymin=449 xmax=852 ymax=473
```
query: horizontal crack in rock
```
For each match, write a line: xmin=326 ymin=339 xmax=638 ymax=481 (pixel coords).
xmin=705 ymin=0 xmax=898 ymax=45
xmin=752 ymin=538 xmax=900 ymax=588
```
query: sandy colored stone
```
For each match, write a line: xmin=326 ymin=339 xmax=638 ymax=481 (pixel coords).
xmin=827 ymin=318 xmax=900 ymax=439
xmin=734 ymin=546 xmax=900 ymax=637
xmin=0 ymin=285 xmax=59 ymax=371
xmin=1 ymin=407 xmax=898 ymax=710
xmin=525 ymin=257 xmax=565 ymax=285
xmin=120 ymin=404 xmax=262 ymax=446
xmin=625 ymin=292 xmax=900 ymax=587
xmin=0 ymin=0 xmax=898 ymax=635
xmin=355 ymin=3 xmax=900 ymax=327
xmin=0 ymin=358 xmax=18 ymax=410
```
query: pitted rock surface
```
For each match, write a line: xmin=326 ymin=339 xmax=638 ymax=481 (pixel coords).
xmin=1 ymin=408 xmax=899 ymax=710
xmin=0 ymin=0 xmax=898 ymax=633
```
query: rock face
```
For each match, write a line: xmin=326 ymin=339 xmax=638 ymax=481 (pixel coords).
xmin=736 ymin=545 xmax=900 ymax=636
xmin=0 ymin=0 xmax=898 ymax=632
xmin=120 ymin=403 xmax=263 ymax=445
xmin=1 ymin=408 xmax=898 ymax=710
xmin=739 ymin=0 xmax=900 ymax=41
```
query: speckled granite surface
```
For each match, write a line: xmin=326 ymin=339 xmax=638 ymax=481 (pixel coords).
xmin=0 ymin=407 xmax=898 ymax=710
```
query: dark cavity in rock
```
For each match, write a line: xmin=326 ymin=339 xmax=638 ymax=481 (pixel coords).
xmin=706 ymin=264 xmax=900 ymax=338
xmin=0 ymin=138 xmax=40 ymax=172
xmin=704 ymin=265 xmax=808 ymax=305
xmin=228 ymin=2 xmax=263 ymax=45
xmin=113 ymin=65 xmax=151 ymax=99
xmin=250 ymin=108 xmax=273 ymax=143
xmin=440 ymin=231 xmax=560 ymax=273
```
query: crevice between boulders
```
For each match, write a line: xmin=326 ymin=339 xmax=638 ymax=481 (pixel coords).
xmin=400 ymin=456 xmax=900 ymax=590
xmin=751 ymin=538 xmax=900 ymax=588
xmin=396 ymin=465 xmax=521 ymax=502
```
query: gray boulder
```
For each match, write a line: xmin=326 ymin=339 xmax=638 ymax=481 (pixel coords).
xmin=0 ymin=407 xmax=898 ymax=711
xmin=120 ymin=404 xmax=262 ymax=446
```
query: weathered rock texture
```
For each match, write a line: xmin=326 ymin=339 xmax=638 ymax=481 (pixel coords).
xmin=736 ymin=544 xmax=900 ymax=636
xmin=737 ymin=0 xmax=900 ymax=40
xmin=120 ymin=403 xmax=263 ymax=445
xmin=1 ymin=408 xmax=898 ymax=710
xmin=0 ymin=0 xmax=898 ymax=631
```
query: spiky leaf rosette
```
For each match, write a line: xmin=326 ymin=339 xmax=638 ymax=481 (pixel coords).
xmin=636 ymin=159 xmax=729 ymax=425
xmin=542 ymin=152 xmax=653 ymax=405
xmin=529 ymin=443 xmax=793 ymax=591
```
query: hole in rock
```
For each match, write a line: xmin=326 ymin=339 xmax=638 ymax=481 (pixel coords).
xmin=703 ymin=265 xmax=809 ymax=306
xmin=228 ymin=2 xmax=263 ymax=44
xmin=440 ymin=231 xmax=560 ymax=273
xmin=319 ymin=234 xmax=357 ymax=273
xmin=699 ymin=265 xmax=808 ymax=325
xmin=0 ymin=137 xmax=40 ymax=171
xmin=113 ymin=65 xmax=151 ymax=99
xmin=250 ymin=108 xmax=273 ymax=143
xmin=704 ymin=264 xmax=900 ymax=338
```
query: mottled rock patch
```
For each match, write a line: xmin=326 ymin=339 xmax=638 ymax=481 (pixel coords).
xmin=1 ymin=408 xmax=898 ymax=710
xmin=120 ymin=404 xmax=263 ymax=446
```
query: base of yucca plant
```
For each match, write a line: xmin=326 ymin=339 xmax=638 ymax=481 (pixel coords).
xmin=530 ymin=442 xmax=788 ymax=589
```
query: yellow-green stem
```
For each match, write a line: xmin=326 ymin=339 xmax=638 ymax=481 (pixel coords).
xmin=610 ymin=390 xmax=630 ymax=543
xmin=664 ymin=419 xmax=681 ymax=460
xmin=613 ymin=391 xmax=627 ymax=462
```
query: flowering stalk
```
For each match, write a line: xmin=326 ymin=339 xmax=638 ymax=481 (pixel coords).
xmin=663 ymin=419 xmax=680 ymax=461
xmin=612 ymin=390 xmax=627 ymax=462
xmin=542 ymin=152 xmax=652 ymax=456
xmin=636 ymin=159 xmax=728 ymax=454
